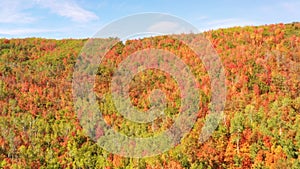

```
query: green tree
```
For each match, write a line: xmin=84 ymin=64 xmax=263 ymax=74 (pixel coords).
xmin=230 ymin=112 xmax=245 ymax=154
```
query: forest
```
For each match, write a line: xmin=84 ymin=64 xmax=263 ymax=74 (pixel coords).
xmin=0 ymin=22 xmax=299 ymax=168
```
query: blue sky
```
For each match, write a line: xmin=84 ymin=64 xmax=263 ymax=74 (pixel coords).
xmin=0 ymin=0 xmax=299 ymax=39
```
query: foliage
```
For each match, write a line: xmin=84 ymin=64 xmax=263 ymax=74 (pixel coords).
xmin=0 ymin=22 xmax=299 ymax=168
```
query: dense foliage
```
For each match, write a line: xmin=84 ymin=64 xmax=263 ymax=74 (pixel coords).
xmin=0 ymin=22 xmax=299 ymax=168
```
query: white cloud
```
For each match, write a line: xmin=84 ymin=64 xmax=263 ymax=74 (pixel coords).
xmin=36 ymin=0 xmax=99 ymax=22
xmin=195 ymin=16 xmax=209 ymax=21
xmin=0 ymin=0 xmax=99 ymax=24
xmin=0 ymin=28 xmax=58 ymax=35
xmin=200 ymin=18 xmax=260 ymax=31
xmin=147 ymin=21 xmax=179 ymax=33
xmin=147 ymin=21 xmax=197 ymax=34
xmin=0 ymin=0 xmax=36 ymax=23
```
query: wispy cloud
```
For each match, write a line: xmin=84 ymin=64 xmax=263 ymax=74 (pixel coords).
xmin=0 ymin=0 xmax=99 ymax=24
xmin=147 ymin=21 xmax=198 ymax=34
xmin=200 ymin=18 xmax=260 ymax=31
xmin=0 ymin=28 xmax=58 ymax=35
xmin=0 ymin=0 xmax=36 ymax=23
xmin=195 ymin=16 xmax=209 ymax=21
xmin=36 ymin=0 xmax=99 ymax=22
xmin=147 ymin=21 xmax=180 ymax=33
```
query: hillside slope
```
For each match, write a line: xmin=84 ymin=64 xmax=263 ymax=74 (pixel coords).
xmin=0 ymin=22 xmax=299 ymax=168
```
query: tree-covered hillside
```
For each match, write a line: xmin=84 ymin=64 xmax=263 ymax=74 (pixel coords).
xmin=0 ymin=22 xmax=299 ymax=168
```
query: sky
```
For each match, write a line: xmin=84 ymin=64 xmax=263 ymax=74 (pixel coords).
xmin=0 ymin=0 xmax=299 ymax=39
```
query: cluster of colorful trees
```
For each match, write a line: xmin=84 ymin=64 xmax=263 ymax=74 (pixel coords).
xmin=0 ymin=22 xmax=299 ymax=168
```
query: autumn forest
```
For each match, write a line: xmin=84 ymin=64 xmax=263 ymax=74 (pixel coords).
xmin=0 ymin=22 xmax=300 ymax=168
